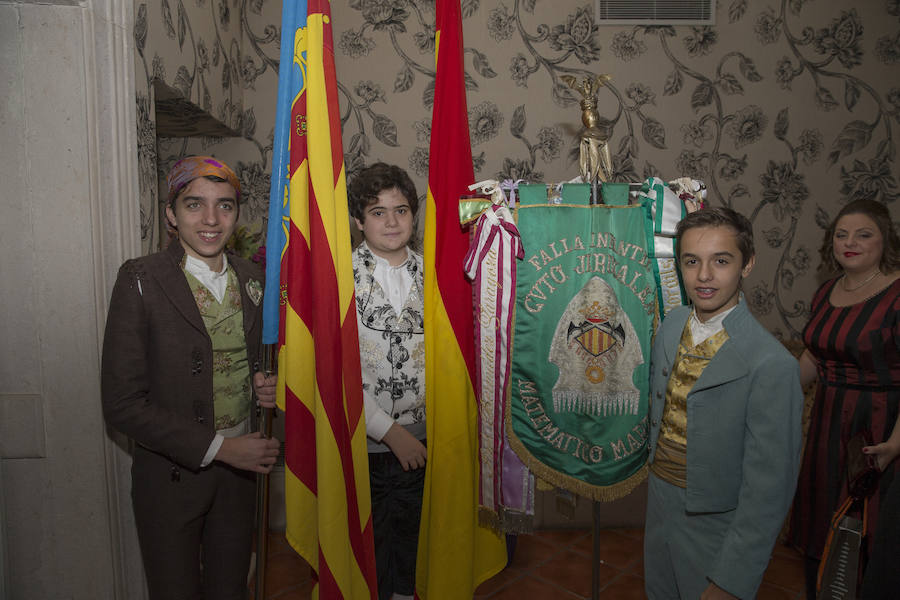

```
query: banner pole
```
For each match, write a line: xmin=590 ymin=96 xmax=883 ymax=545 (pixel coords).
xmin=592 ymin=500 xmax=601 ymax=600
xmin=254 ymin=343 xmax=277 ymax=599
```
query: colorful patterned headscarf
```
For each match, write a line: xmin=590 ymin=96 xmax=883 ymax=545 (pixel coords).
xmin=166 ymin=156 xmax=241 ymax=204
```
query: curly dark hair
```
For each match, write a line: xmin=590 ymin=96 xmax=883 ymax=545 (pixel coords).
xmin=348 ymin=162 xmax=418 ymax=222
xmin=818 ymin=199 xmax=900 ymax=273
xmin=675 ymin=206 xmax=755 ymax=267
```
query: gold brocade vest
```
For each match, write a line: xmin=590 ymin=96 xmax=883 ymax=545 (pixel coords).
xmin=184 ymin=267 xmax=251 ymax=430
xmin=650 ymin=323 xmax=729 ymax=488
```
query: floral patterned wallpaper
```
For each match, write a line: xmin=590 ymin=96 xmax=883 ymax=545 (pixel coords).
xmin=135 ymin=0 xmax=899 ymax=340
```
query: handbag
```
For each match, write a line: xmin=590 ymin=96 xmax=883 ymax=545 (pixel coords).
xmin=816 ymin=431 xmax=881 ymax=600
xmin=846 ymin=431 xmax=880 ymax=500
xmin=816 ymin=496 xmax=866 ymax=600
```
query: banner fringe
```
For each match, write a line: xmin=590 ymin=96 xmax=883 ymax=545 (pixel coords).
xmin=478 ymin=506 xmax=535 ymax=535
xmin=505 ymin=407 xmax=648 ymax=503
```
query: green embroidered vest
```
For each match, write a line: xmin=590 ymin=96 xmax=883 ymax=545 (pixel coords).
xmin=184 ymin=267 xmax=251 ymax=430
xmin=650 ymin=323 xmax=729 ymax=488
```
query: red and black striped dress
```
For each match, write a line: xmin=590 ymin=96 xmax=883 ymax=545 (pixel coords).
xmin=790 ymin=277 xmax=900 ymax=563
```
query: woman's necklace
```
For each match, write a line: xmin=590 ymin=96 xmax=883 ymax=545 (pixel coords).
xmin=841 ymin=269 xmax=881 ymax=292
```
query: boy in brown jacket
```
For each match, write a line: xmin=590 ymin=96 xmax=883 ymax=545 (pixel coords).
xmin=102 ymin=156 xmax=279 ymax=599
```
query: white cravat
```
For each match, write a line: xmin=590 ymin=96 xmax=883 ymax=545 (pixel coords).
xmin=371 ymin=248 xmax=413 ymax=315
xmin=184 ymin=253 xmax=229 ymax=303
xmin=689 ymin=304 xmax=736 ymax=345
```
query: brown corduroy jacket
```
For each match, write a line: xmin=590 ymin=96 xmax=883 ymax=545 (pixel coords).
xmin=101 ymin=240 xmax=264 ymax=471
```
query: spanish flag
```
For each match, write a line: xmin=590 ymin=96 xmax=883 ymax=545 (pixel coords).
xmin=267 ymin=1 xmax=377 ymax=597
xmin=417 ymin=0 xmax=507 ymax=597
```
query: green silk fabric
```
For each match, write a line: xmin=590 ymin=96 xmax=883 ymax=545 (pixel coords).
xmin=185 ymin=268 xmax=251 ymax=430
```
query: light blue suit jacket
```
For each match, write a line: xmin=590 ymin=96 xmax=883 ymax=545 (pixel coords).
xmin=647 ymin=300 xmax=803 ymax=599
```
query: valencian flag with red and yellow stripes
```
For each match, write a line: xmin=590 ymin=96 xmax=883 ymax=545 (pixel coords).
xmin=266 ymin=1 xmax=377 ymax=597
xmin=417 ymin=0 xmax=507 ymax=597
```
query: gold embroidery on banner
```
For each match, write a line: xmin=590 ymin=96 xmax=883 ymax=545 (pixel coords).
xmin=549 ymin=276 xmax=643 ymax=416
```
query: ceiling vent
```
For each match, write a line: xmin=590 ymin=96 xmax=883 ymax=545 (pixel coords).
xmin=595 ymin=0 xmax=715 ymax=25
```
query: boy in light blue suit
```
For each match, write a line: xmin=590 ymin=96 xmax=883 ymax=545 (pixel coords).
xmin=644 ymin=207 xmax=803 ymax=600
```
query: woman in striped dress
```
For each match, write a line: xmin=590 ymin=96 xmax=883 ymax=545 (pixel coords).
xmin=790 ymin=199 xmax=900 ymax=599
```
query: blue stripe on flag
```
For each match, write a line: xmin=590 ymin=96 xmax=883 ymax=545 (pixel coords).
xmin=263 ymin=0 xmax=308 ymax=345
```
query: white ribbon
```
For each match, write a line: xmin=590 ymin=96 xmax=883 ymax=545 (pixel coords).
xmin=463 ymin=200 xmax=534 ymax=527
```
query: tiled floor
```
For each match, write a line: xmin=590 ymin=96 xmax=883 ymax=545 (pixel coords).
xmin=249 ymin=528 xmax=807 ymax=599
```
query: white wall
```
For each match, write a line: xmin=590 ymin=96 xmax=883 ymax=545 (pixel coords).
xmin=0 ymin=1 xmax=141 ymax=597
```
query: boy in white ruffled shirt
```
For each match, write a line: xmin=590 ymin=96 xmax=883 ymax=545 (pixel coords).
xmin=349 ymin=163 xmax=426 ymax=600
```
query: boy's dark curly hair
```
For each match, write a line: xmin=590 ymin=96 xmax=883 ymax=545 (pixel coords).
xmin=348 ymin=162 xmax=418 ymax=222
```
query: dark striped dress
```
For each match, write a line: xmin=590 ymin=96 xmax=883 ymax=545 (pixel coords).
xmin=790 ymin=277 xmax=900 ymax=568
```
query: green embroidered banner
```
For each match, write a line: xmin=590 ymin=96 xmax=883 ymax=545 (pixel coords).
xmin=508 ymin=183 xmax=654 ymax=500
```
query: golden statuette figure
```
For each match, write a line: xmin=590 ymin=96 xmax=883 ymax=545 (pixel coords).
xmin=561 ymin=74 xmax=614 ymax=186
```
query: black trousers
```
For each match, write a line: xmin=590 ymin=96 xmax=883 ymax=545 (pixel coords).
xmin=369 ymin=447 xmax=426 ymax=600
xmin=132 ymin=446 xmax=256 ymax=600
